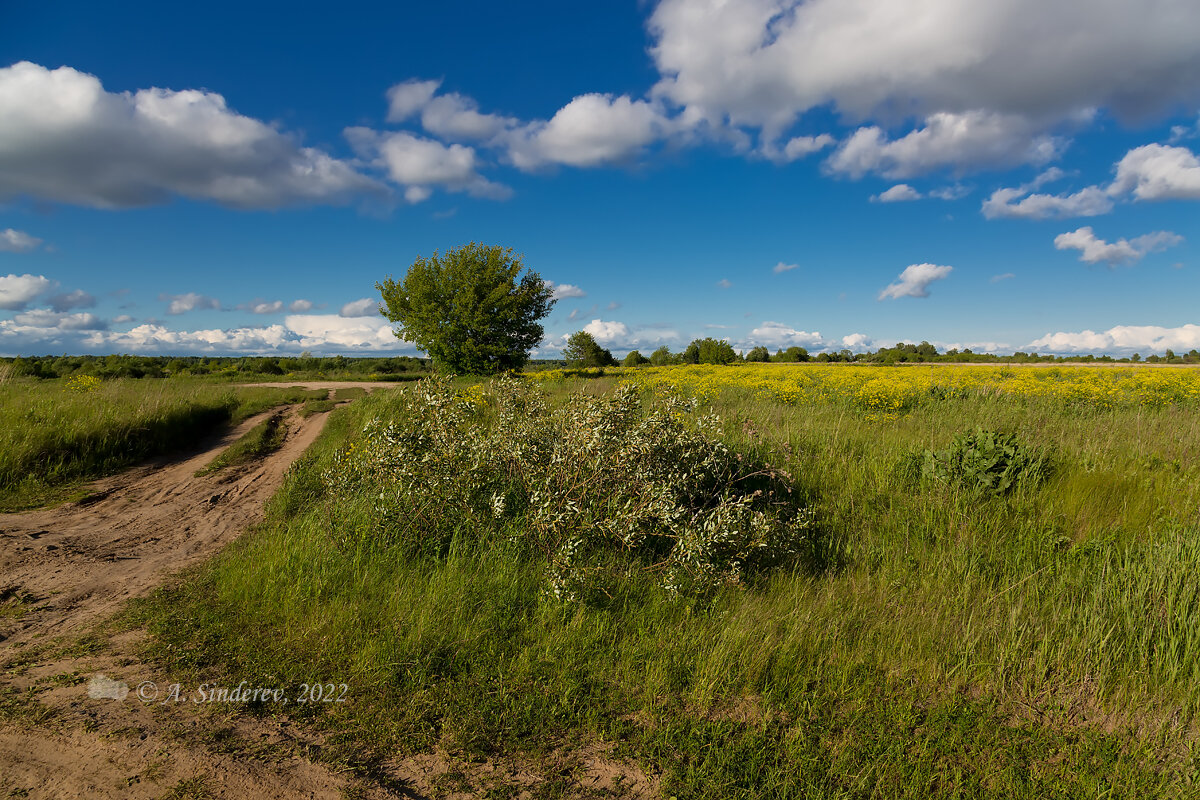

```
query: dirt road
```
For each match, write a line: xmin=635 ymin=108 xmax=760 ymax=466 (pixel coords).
xmin=0 ymin=396 xmax=388 ymax=799
xmin=0 ymin=382 xmax=656 ymax=799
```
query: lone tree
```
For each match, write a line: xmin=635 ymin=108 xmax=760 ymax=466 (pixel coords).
xmin=622 ymin=349 xmax=650 ymax=367
xmin=562 ymin=330 xmax=617 ymax=368
xmin=649 ymin=346 xmax=677 ymax=366
xmin=377 ymin=243 xmax=555 ymax=374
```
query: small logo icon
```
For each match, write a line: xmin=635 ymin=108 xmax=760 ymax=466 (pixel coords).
xmin=87 ymin=673 xmax=130 ymax=701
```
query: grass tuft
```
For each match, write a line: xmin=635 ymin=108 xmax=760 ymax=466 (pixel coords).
xmin=195 ymin=413 xmax=287 ymax=476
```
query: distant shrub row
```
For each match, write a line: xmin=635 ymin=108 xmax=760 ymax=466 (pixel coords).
xmin=2 ymin=354 xmax=430 ymax=380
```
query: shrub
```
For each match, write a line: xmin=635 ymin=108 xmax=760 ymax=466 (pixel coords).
xmin=323 ymin=376 xmax=813 ymax=598
xmin=744 ymin=346 xmax=771 ymax=362
xmin=683 ymin=337 xmax=739 ymax=365
xmin=918 ymin=428 xmax=1053 ymax=496
xmin=622 ymin=349 xmax=650 ymax=367
xmin=563 ymin=330 xmax=618 ymax=368
xmin=649 ymin=346 xmax=678 ymax=366
xmin=772 ymin=346 xmax=809 ymax=363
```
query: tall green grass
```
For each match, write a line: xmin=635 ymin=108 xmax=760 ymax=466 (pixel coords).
xmin=0 ymin=378 xmax=325 ymax=509
xmin=132 ymin=379 xmax=1200 ymax=797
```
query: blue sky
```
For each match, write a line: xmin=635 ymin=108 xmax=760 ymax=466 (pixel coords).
xmin=2 ymin=0 xmax=1199 ymax=357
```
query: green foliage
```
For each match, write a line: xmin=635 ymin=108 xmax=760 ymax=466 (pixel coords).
xmin=0 ymin=381 xmax=324 ymax=509
xmin=684 ymin=337 xmax=739 ymax=365
xmin=744 ymin=345 xmax=770 ymax=362
xmin=376 ymin=243 xmax=555 ymax=375
xmin=0 ymin=354 xmax=429 ymax=380
xmin=561 ymin=330 xmax=617 ymax=368
xmin=649 ymin=345 xmax=679 ymax=366
xmin=622 ymin=349 xmax=650 ymax=367
xmin=771 ymin=346 xmax=810 ymax=362
xmin=919 ymin=428 xmax=1053 ymax=496
xmin=323 ymin=376 xmax=812 ymax=598
xmin=134 ymin=378 xmax=1200 ymax=797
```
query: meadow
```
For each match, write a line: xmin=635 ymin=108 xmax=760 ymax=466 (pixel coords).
xmin=0 ymin=373 xmax=327 ymax=509
xmin=126 ymin=363 xmax=1200 ymax=798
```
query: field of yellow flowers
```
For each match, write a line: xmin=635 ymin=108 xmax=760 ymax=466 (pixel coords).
xmin=533 ymin=363 xmax=1200 ymax=418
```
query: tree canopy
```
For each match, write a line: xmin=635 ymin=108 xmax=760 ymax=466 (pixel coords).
xmin=622 ymin=349 xmax=650 ymax=367
xmin=377 ymin=243 xmax=554 ymax=374
xmin=649 ymin=346 xmax=678 ymax=366
xmin=563 ymin=330 xmax=617 ymax=367
xmin=744 ymin=346 xmax=771 ymax=362
xmin=683 ymin=337 xmax=739 ymax=365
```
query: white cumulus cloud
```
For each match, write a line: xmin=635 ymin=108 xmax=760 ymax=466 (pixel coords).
xmin=160 ymin=292 xmax=219 ymax=315
xmin=827 ymin=111 xmax=1066 ymax=180
xmin=879 ymin=263 xmax=953 ymax=300
xmin=288 ymin=299 xmax=313 ymax=312
xmin=841 ymin=332 xmax=872 ymax=350
xmin=760 ymin=133 xmax=835 ymax=163
xmin=506 ymin=94 xmax=669 ymax=169
xmin=386 ymin=79 xmax=442 ymax=122
xmin=339 ymin=298 xmax=379 ymax=318
xmin=1031 ymin=324 xmax=1200 ymax=354
xmin=0 ymin=311 xmax=420 ymax=355
xmin=582 ymin=318 xmax=630 ymax=343
xmin=558 ymin=320 xmax=680 ymax=353
xmin=548 ymin=282 xmax=587 ymax=300
xmin=873 ymin=184 xmax=922 ymax=202
xmin=0 ymin=228 xmax=43 ymax=252
xmin=421 ymin=93 xmax=519 ymax=141
xmin=1109 ymin=143 xmax=1200 ymax=201
xmin=1054 ymin=226 xmax=1183 ymax=265
xmin=746 ymin=321 xmax=825 ymax=348
xmin=12 ymin=309 xmax=105 ymax=330
xmin=386 ymin=78 xmax=517 ymax=140
xmin=984 ymin=143 xmax=1200 ymax=220
xmin=0 ymin=62 xmax=380 ymax=209
xmin=982 ymin=185 xmax=1114 ymax=219
xmin=773 ymin=262 xmax=799 ymax=274
xmin=649 ymin=0 xmax=1200 ymax=154
xmin=285 ymin=314 xmax=405 ymax=350
xmin=345 ymin=128 xmax=511 ymax=202
xmin=0 ymin=273 xmax=53 ymax=309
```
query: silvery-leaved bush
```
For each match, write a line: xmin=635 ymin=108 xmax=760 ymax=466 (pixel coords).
xmin=324 ymin=374 xmax=813 ymax=599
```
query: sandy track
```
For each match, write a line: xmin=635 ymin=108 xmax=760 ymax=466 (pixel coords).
xmin=237 ymin=380 xmax=403 ymax=390
xmin=0 ymin=385 xmax=653 ymax=799
xmin=0 ymin=402 xmax=395 ymax=799
xmin=0 ymin=406 xmax=329 ymax=649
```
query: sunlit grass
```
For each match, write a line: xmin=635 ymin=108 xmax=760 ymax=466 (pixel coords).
xmin=0 ymin=378 xmax=326 ymax=509
xmin=131 ymin=370 xmax=1200 ymax=796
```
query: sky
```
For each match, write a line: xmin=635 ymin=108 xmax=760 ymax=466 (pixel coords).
xmin=2 ymin=0 xmax=1200 ymax=358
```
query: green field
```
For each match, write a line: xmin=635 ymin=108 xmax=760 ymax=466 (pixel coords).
xmin=126 ymin=367 xmax=1200 ymax=798
xmin=0 ymin=377 xmax=326 ymax=509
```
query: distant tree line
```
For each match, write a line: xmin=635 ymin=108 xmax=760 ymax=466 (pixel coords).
xmin=559 ymin=333 xmax=1200 ymax=368
xmin=6 ymin=343 xmax=1198 ymax=381
xmin=1 ymin=353 xmax=431 ymax=380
